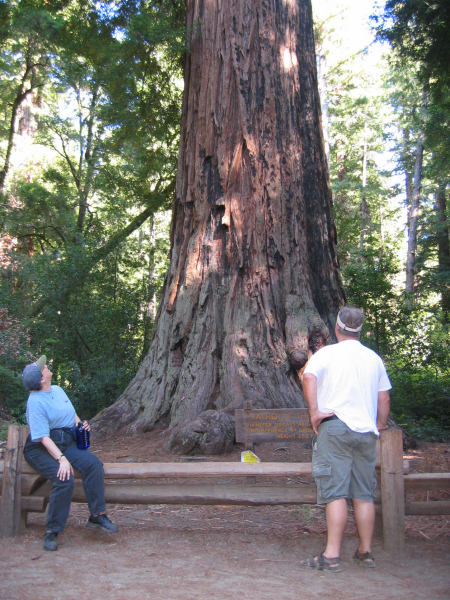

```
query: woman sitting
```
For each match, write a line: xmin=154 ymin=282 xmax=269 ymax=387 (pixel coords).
xmin=22 ymin=355 xmax=118 ymax=551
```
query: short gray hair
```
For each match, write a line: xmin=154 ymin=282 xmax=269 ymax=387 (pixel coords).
xmin=336 ymin=307 xmax=364 ymax=338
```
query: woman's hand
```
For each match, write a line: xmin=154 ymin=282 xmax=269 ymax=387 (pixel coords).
xmin=75 ymin=415 xmax=90 ymax=431
xmin=57 ymin=456 xmax=74 ymax=481
xmin=40 ymin=437 xmax=75 ymax=481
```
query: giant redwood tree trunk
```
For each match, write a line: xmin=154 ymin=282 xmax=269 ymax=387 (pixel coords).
xmin=93 ymin=0 xmax=346 ymax=453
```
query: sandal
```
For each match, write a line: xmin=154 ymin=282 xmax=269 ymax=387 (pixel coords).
xmin=300 ymin=551 xmax=342 ymax=572
xmin=353 ymin=550 xmax=375 ymax=568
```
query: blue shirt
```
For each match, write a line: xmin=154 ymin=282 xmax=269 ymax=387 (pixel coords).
xmin=26 ymin=385 xmax=76 ymax=441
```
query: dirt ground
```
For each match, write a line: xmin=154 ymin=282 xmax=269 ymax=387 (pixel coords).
xmin=1 ymin=427 xmax=449 ymax=600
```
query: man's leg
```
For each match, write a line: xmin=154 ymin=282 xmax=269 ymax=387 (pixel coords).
xmin=352 ymin=499 xmax=375 ymax=554
xmin=349 ymin=431 xmax=377 ymax=561
xmin=309 ymin=421 xmax=353 ymax=567
xmin=300 ymin=498 xmax=347 ymax=570
xmin=323 ymin=498 xmax=348 ymax=560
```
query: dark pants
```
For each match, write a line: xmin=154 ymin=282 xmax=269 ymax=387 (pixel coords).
xmin=24 ymin=429 xmax=106 ymax=533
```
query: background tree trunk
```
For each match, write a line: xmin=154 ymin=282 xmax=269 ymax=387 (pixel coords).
xmin=405 ymin=130 xmax=423 ymax=297
xmin=93 ymin=0 xmax=345 ymax=453
xmin=435 ymin=184 xmax=450 ymax=321
xmin=317 ymin=53 xmax=330 ymax=171
xmin=405 ymin=89 xmax=427 ymax=302
xmin=360 ymin=120 xmax=369 ymax=251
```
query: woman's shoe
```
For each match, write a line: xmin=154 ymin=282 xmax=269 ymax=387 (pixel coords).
xmin=43 ymin=531 xmax=58 ymax=551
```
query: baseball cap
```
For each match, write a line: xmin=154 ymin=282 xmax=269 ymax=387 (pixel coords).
xmin=21 ymin=355 xmax=46 ymax=391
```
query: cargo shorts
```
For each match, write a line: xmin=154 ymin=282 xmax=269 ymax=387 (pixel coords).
xmin=311 ymin=418 xmax=377 ymax=504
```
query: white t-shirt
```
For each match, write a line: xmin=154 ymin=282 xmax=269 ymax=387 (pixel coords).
xmin=303 ymin=340 xmax=392 ymax=435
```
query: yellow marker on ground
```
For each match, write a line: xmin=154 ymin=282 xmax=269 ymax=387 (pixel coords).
xmin=241 ymin=451 xmax=260 ymax=463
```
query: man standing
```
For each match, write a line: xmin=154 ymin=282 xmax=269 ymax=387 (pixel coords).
xmin=300 ymin=307 xmax=391 ymax=572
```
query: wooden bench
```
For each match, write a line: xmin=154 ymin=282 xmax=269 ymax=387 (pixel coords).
xmin=1 ymin=425 xmax=449 ymax=555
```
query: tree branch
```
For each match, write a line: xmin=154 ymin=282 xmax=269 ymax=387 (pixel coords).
xmin=74 ymin=326 xmax=94 ymax=354
xmin=16 ymin=232 xmax=56 ymax=249
xmin=27 ymin=181 xmax=174 ymax=318
xmin=77 ymin=83 xmax=99 ymax=233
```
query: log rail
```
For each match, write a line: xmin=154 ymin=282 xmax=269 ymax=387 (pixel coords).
xmin=1 ymin=459 xmax=412 ymax=479
xmin=1 ymin=426 xmax=449 ymax=554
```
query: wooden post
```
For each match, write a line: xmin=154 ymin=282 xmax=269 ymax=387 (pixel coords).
xmin=0 ymin=425 xmax=28 ymax=538
xmin=243 ymin=401 xmax=255 ymax=453
xmin=243 ymin=401 xmax=256 ymax=484
xmin=373 ymin=437 xmax=383 ymax=537
xmin=19 ymin=426 xmax=31 ymax=530
xmin=380 ymin=429 xmax=405 ymax=554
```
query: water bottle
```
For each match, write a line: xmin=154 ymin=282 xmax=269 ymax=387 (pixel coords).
xmin=76 ymin=421 xmax=90 ymax=450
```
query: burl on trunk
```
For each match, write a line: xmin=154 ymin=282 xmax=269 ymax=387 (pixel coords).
xmin=93 ymin=0 xmax=345 ymax=453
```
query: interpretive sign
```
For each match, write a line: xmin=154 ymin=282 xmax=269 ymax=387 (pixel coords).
xmin=235 ymin=403 xmax=314 ymax=444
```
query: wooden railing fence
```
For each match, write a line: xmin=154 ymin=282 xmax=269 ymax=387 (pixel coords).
xmin=1 ymin=425 xmax=449 ymax=555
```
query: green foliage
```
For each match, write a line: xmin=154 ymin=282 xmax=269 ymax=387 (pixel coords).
xmin=0 ymin=0 xmax=178 ymax=421
xmin=426 ymin=87 xmax=450 ymax=175
xmin=0 ymin=307 xmax=33 ymax=419
xmin=393 ymin=415 xmax=450 ymax=443
xmin=373 ymin=0 xmax=450 ymax=99
xmin=342 ymin=245 xmax=400 ymax=356
xmin=0 ymin=208 xmax=171 ymax=420
xmin=326 ymin=48 xmax=398 ymax=264
xmin=389 ymin=320 xmax=450 ymax=442
xmin=0 ymin=364 xmax=27 ymax=422
xmin=343 ymin=249 xmax=450 ymax=441
xmin=0 ymin=1 xmax=65 ymax=159
xmin=0 ymin=423 xmax=11 ymax=442
xmin=322 ymin=3 xmax=450 ymax=443
xmin=387 ymin=313 xmax=450 ymax=437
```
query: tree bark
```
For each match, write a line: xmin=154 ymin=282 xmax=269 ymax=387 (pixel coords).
xmin=435 ymin=184 xmax=450 ymax=320
xmin=403 ymin=126 xmax=413 ymax=215
xmin=0 ymin=61 xmax=45 ymax=194
xmin=93 ymin=0 xmax=345 ymax=452
xmin=405 ymin=90 xmax=427 ymax=300
xmin=76 ymin=83 xmax=99 ymax=235
xmin=405 ymin=130 xmax=423 ymax=298
xmin=317 ymin=53 xmax=330 ymax=171
xmin=360 ymin=119 xmax=369 ymax=251
xmin=141 ymin=214 xmax=157 ymax=361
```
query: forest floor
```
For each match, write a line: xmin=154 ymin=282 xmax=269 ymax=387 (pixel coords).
xmin=1 ymin=425 xmax=449 ymax=600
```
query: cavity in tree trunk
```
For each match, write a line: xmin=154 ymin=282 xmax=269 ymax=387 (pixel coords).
xmin=93 ymin=0 xmax=345 ymax=453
